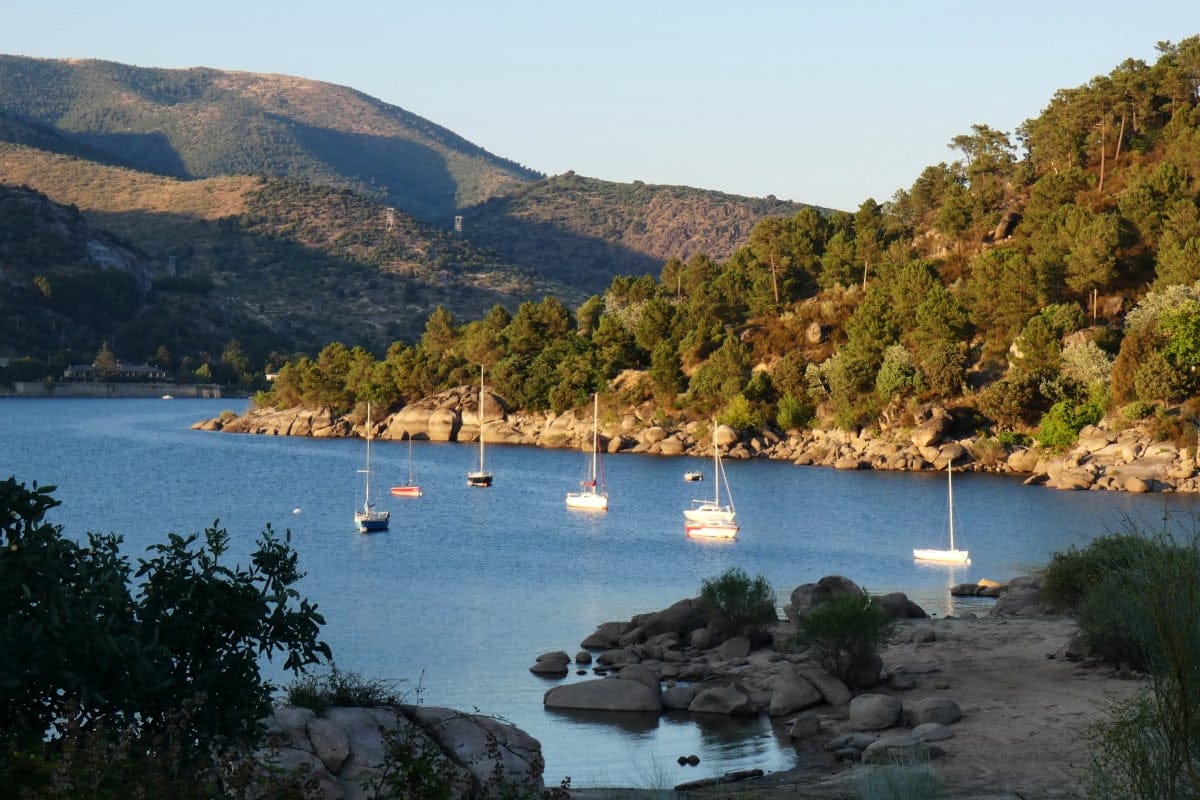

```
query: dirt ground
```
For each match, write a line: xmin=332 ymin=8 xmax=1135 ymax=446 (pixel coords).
xmin=572 ymin=615 xmax=1143 ymax=800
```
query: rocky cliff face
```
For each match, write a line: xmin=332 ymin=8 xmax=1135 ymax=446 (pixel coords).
xmin=194 ymin=392 xmax=1200 ymax=494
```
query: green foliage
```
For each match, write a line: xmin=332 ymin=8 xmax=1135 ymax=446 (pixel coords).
xmin=697 ymin=568 xmax=777 ymax=637
xmin=977 ymin=373 xmax=1045 ymax=429
xmin=776 ymin=392 xmax=814 ymax=431
xmin=875 ymin=344 xmax=926 ymax=400
xmin=1036 ymin=399 xmax=1105 ymax=449
xmin=792 ymin=592 xmax=894 ymax=685
xmin=852 ymin=759 xmax=941 ymax=800
xmin=715 ymin=394 xmax=763 ymax=431
xmin=0 ymin=477 xmax=329 ymax=764
xmin=1075 ymin=528 xmax=1200 ymax=799
xmin=286 ymin=666 xmax=404 ymax=716
xmin=1040 ymin=533 xmax=1159 ymax=613
xmin=1121 ymin=400 xmax=1156 ymax=421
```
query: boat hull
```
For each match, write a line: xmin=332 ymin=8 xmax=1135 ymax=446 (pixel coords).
xmin=686 ymin=521 xmax=739 ymax=540
xmin=390 ymin=485 xmax=422 ymax=497
xmin=684 ymin=471 xmax=703 ymax=482
xmin=566 ymin=491 xmax=608 ymax=511
xmin=467 ymin=472 xmax=493 ymax=488
xmin=354 ymin=511 xmax=390 ymax=533
xmin=912 ymin=548 xmax=970 ymax=564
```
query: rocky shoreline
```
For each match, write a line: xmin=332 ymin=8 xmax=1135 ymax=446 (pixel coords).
xmin=196 ymin=387 xmax=1200 ymax=494
xmin=254 ymin=575 xmax=1095 ymax=799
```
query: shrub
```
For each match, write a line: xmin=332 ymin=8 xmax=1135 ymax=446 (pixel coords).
xmin=286 ymin=666 xmax=405 ymax=716
xmin=1035 ymin=398 xmax=1104 ymax=449
xmin=852 ymin=759 xmax=940 ymax=800
xmin=697 ymin=568 xmax=777 ymax=636
xmin=776 ymin=392 xmax=814 ymax=431
xmin=1080 ymin=529 xmax=1200 ymax=799
xmin=1040 ymin=533 xmax=1158 ymax=613
xmin=715 ymin=393 xmax=763 ymax=430
xmin=1120 ymin=400 xmax=1156 ymax=421
xmin=792 ymin=592 xmax=894 ymax=685
xmin=0 ymin=477 xmax=330 ymax=792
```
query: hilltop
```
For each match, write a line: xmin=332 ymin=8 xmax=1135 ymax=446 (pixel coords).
xmin=0 ymin=55 xmax=809 ymax=375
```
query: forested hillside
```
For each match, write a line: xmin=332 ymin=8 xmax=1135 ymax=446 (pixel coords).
xmin=0 ymin=56 xmax=810 ymax=379
xmin=460 ymin=172 xmax=809 ymax=293
xmin=259 ymin=36 xmax=1200 ymax=452
xmin=0 ymin=146 xmax=581 ymax=386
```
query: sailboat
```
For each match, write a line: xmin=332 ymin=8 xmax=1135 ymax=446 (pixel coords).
xmin=913 ymin=459 xmax=970 ymax=564
xmin=566 ymin=392 xmax=608 ymax=511
xmin=354 ymin=402 xmax=390 ymax=533
xmin=684 ymin=424 xmax=738 ymax=539
xmin=390 ymin=436 xmax=422 ymax=498
xmin=466 ymin=366 xmax=494 ymax=488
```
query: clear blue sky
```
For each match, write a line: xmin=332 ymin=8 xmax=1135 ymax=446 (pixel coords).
xmin=4 ymin=1 xmax=1197 ymax=210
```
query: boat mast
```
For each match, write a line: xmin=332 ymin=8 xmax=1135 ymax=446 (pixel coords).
xmin=478 ymin=366 xmax=485 ymax=472
xmin=364 ymin=402 xmax=372 ymax=512
xmin=590 ymin=392 xmax=598 ymax=486
xmin=712 ymin=424 xmax=720 ymax=506
xmin=947 ymin=460 xmax=955 ymax=551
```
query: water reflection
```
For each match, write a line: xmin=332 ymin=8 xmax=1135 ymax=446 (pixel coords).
xmin=543 ymin=708 xmax=662 ymax=736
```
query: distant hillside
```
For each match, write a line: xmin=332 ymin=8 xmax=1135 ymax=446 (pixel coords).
xmin=0 ymin=55 xmax=541 ymax=222
xmin=461 ymin=172 xmax=813 ymax=292
xmin=0 ymin=144 xmax=580 ymax=363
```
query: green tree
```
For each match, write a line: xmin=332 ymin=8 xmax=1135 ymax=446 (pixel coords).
xmin=0 ymin=478 xmax=329 ymax=765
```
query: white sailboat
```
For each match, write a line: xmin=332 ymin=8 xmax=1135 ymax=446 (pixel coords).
xmin=354 ymin=402 xmax=390 ymax=533
xmin=684 ymin=424 xmax=738 ymax=539
xmin=566 ymin=392 xmax=608 ymax=511
xmin=467 ymin=366 xmax=493 ymax=488
xmin=913 ymin=459 xmax=970 ymax=564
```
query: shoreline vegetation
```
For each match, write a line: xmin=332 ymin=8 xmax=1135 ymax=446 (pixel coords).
xmin=195 ymin=388 xmax=1200 ymax=494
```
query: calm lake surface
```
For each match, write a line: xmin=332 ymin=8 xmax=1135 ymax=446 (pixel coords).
xmin=5 ymin=397 xmax=1199 ymax=787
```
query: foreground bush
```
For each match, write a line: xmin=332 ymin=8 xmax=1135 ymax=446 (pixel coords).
xmin=792 ymin=591 xmax=894 ymax=686
xmin=1079 ymin=528 xmax=1200 ymax=799
xmin=697 ymin=567 xmax=777 ymax=636
xmin=1040 ymin=532 xmax=1159 ymax=612
xmin=0 ymin=476 xmax=330 ymax=798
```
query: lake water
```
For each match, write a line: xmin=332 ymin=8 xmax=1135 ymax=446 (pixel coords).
xmin=5 ymin=397 xmax=1198 ymax=787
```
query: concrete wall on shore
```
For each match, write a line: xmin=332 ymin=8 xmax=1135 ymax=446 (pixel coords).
xmin=5 ymin=382 xmax=222 ymax=398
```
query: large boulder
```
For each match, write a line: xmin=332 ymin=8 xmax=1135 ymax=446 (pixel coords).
xmin=799 ymin=668 xmax=852 ymax=706
xmin=848 ymin=694 xmax=903 ymax=731
xmin=632 ymin=598 xmax=708 ymax=638
xmin=875 ymin=592 xmax=929 ymax=619
xmin=580 ymin=620 xmax=632 ymax=649
xmin=260 ymin=704 xmax=543 ymax=800
xmin=785 ymin=575 xmax=864 ymax=623
xmin=905 ymin=696 xmax=963 ymax=726
xmin=544 ymin=678 xmax=663 ymax=712
xmin=768 ymin=670 xmax=823 ymax=716
xmin=408 ymin=706 xmax=544 ymax=793
xmin=688 ymin=684 xmax=757 ymax=716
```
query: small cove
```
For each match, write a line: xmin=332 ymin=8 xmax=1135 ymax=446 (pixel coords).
xmin=5 ymin=397 xmax=1198 ymax=787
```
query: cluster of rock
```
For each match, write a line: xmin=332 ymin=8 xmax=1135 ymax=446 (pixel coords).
xmin=258 ymin=703 xmax=544 ymax=800
xmin=527 ymin=575 xmax=1045 ymax=788
xmin=195 ymin=390 xmax=1199 ymax=493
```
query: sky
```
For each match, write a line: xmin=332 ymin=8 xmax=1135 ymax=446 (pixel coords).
xmin=3 ymin=1 xmax=1199 ymax=211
